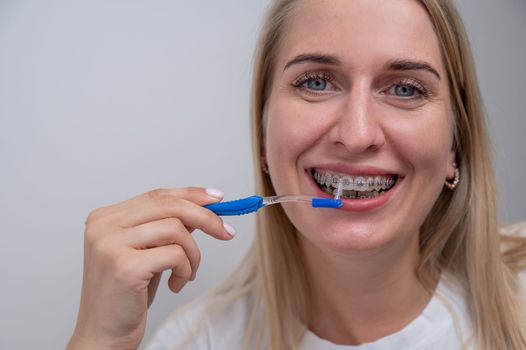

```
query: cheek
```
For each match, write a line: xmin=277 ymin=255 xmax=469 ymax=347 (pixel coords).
xmin=388 ymin=111 xmax=453 ymax=181
xmin=264 ymin=97 xmax=335 ymax=194
xmin=265 ymin=98 xmax=325 ymax=164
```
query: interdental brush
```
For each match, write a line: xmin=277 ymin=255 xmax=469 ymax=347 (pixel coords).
xmin=204 ymin=178 xmax=344 ymax=216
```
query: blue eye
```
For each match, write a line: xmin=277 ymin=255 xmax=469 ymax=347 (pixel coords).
xmin=306 ymin=78 xmax=328 ymax=91
xmin=388 ymin=79 xmax=429 ymax=99
xmin=394 ymin=84 xmax=416 ymax=97
xmin=292 ymin=71 xmax=335 ymax=93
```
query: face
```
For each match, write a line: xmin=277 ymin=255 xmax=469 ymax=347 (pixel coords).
xmin=264 ymin=0 xmax=456 ymax=255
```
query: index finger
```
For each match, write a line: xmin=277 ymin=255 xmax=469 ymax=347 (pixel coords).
xmin=108 ymin=188 xmax=235 ymax=239
xmin=91 ymin=187 xmax=223 ymax=223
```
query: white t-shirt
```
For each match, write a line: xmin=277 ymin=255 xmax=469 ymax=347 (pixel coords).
xmin=147 ymin=224 xmax=526 ymax=350
xmin=146 ymin=275 xmax=484 ymax=350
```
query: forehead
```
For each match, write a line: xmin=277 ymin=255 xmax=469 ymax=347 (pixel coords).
xmin=278 ymin=0 xmax=444 ymax=71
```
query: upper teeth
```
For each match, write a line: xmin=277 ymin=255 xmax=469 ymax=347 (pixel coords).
xmin=313 ymin=170 xmax=396 ymax=192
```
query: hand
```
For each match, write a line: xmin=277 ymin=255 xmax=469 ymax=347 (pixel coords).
xmin=67 ymin=188 xmax=234 ymax=350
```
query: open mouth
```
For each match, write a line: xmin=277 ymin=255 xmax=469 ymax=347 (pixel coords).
xmin=310 ymin=168 xmax=399 ymax=199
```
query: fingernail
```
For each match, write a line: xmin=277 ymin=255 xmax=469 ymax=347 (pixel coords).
xmin=223 ymin=222 xmax=236 ymax=238
xmin=206 ymin=188 xmax=224 ymax=199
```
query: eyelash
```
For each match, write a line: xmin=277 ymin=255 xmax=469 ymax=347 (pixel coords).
xmin=391 ymin=78 xmax=430 ymax=98
xmin=291 ymin=71 xmax=335 ymax=91
xmin=291 ymin=72 xmax=430 ymax=98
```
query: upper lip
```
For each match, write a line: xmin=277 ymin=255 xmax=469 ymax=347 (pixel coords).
xmin=309 ymin=164 xmax=401 ymax=177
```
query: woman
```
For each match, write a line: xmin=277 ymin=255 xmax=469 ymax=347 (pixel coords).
xmin=68 ymin=0 xmax=526 ymax=349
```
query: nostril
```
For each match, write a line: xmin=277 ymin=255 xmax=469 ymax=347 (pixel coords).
xmin=330 ymin=109 xmax=386 ymax=154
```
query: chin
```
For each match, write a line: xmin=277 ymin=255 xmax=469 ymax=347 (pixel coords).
xmin=320 ymin=226 xmax=397 ymax=253
xmin=286 ymin=208 xmax=405 ymax=254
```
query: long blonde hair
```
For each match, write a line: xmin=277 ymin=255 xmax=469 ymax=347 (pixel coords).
xmin=194 ymin=1 xmax=526 ymax=349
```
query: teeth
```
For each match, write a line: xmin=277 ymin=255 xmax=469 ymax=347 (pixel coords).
xmin=367 ymin=177 xmax=375 ymax=190
xmin=355 ymin=176 xmax=366 ymax=191
xmin=312 ymin=169 xmax=397 ymax=196
xmin=375 ymin=176 xmax=383 ymax=191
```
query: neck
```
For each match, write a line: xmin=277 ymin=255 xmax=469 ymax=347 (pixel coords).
xmin=300 ymin=233 xmax=435 ymax=346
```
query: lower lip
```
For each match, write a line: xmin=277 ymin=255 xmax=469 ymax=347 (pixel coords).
xmin=307 ymin=172 xmax=401 ymax=212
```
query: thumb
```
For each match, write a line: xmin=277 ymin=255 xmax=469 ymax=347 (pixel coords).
xmin=147 ymin=272 xmax=163 ymax=308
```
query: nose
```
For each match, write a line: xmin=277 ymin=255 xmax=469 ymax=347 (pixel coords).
xmin=329 ymin=83 xmax=386 ymax=155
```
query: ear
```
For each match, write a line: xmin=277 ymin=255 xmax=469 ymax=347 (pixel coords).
xmin=260 ymin=143 xmax=268 ymax=174
xmin=446 ymin=145 xmax=457 ymax=179
xmin=260 ymin=154 xmax=267 ymax=167
xmin=260 ymin=137 xmax=267 ymax=165
xmin=260 ymin=104 xmax=269 ymax=168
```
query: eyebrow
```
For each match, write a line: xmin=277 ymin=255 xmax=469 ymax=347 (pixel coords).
xmin=283 ymin=54 xmax=341 ymax=71
xmin=283 ymin=54 xmax=441 ymax=80
xmin=384 ymin=59 xmax=441 ymax=80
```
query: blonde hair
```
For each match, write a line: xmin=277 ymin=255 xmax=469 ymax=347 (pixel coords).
xmin=184 ymin=1 xmax=526 ymax=349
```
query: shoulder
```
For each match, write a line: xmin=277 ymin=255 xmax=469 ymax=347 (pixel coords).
xmin=500 ymin=222 xmax=526 ymax=290
xmin=145 ymin=290 xmax=255 ymax=350
xmin=500 ymin=221 xmax=526 ymax=238
xmin=434 ymin=274 xmax=475 ymax=348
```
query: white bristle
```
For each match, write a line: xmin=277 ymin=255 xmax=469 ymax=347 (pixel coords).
xmin=335 ymin=178 xmax=343 ymax=200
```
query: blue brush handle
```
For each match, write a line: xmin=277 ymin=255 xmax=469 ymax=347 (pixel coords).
xmin=312 ymin=198 xmax=342 ymax=208
xmin=204 ymin=196 xmax=265 ymax=216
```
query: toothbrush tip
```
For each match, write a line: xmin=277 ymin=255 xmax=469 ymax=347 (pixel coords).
xmin=312 ymin=198 xmax=342 ymax=208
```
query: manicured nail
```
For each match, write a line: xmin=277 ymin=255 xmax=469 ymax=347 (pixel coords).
xmin=223 ymin=222 xmax=237 ymax=238
xmin=206 ymin=188 xmax=224 ymax=199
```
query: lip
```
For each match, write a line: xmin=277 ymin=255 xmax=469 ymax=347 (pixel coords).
xmin=312 ymin=164 xmax=399 ymax=177
xmin=306 ymin=165 xmax=403 ymax=212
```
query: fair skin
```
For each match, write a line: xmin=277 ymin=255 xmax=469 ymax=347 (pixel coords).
xmin=69 ymin=0 xmax=458 ymax=349
xmin=67 ymin=188 xmax=234 ymax=349
xmin=264 ymin=0 xmax=456 ymax=345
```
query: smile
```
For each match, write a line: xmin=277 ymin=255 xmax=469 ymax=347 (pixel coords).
xmin=311 ymin=168 xmax=398 ymax=199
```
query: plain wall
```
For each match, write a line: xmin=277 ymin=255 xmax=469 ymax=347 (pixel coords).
xmin=0 ymin=1 xmax=524 ymax=348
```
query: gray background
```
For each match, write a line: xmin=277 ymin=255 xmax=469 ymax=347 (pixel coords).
xmin=0 ymin=1 xmax=524 ymax=349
